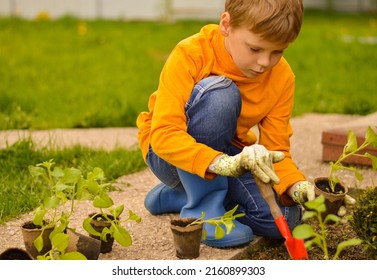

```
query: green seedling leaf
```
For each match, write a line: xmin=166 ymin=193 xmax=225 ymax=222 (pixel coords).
xmin=334 ymin=238 xmax=362 ymax=260
xmin=345 ymin=130 xmax=358 ymax=153
xmin=324 ymin=214 xmax=340 ymax=225
xmin=202 ymin=229 xmax=207 ymax=240
xmin=51 ymin=166 xmax=65 ymax=180
xmin=224 ymin=205 xmax=238 ymax=218
xmin=128 ymin=210 xmax=141 ymax=223
xmin=305 ymin=195 xmax=326 ymax=213
xmin=93 ymin=192 xmax=114 ymax=208
xmin=33 ymin=207 xmax=47 ymax=226
xmin=60 ymin=167 xmax=82 ymax=184
xmin=110 ymin=204 xmax=124 ymax=219
xmin=100 ymin=227 xmax=112 ymax=242
xmin=28 ymin=165 xmax=47 ymax=179
xmin=51 ymin=232 xmax=69 ymax=252
xmin=55 ymin=182 xmax=74 ymax=192
xmin=365 ymin=153 xmax=377 ymax=170
xmin=306 ymin=235 xmax=323 ymax=249
xmin=302 ymin=210 xmax=316 ymax=220
xmin=87 ymin=167 xmax=105 ymax=180
xmin=33 ymin=234 xmax=44 ymax=252
xmin=222 ymin=219 xmax=235 ymax=235
xmin=214 ymin=225 xmax=225 ymax=240
xmin=329 ymin=162 xmax=343 ymax=172
xmin=366 ymin=126 xmax=377 ymax=147
xmin=292 ymin=224 xmax=316 ymax=239
xmin=50 ymin=223 xmax=67 ymax=240
xmin=82 ymin=217 xmax=101 ymax=237
xmin=60 ymin=252 xmax=87 ymax=260
xmin=354 ymin=169 xmax=364 ymax=181
xmin=113 ymin=224 xmax=132 ymax=247
xmin=44 ymin=195 xmax=61 ymax=209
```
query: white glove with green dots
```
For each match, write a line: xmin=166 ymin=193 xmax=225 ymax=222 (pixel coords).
xmin=209 ymin=144 xmax=285 ymax=184
xmin=291 ymin=181 xmax=356 ymax=217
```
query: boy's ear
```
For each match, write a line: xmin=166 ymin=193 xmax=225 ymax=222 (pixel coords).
xmin=219 ymin=12 xmax=231 ymax=36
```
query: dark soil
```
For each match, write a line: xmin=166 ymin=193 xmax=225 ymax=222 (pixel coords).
xmin=243 ymin=216 xmax=372 ymax=260
xmin=242 ymin=189 xmax=374 ymax=260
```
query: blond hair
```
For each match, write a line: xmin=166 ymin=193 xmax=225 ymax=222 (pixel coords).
xmin=224 ymin=0 xmax=303 ymax=44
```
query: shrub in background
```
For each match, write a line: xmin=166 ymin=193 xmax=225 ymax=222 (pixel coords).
xmin=351 ymin=186 xmax=377 ymax=259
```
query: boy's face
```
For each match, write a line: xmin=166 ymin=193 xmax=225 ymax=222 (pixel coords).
xmin=220 ymin=13 xmax=289 ymax=78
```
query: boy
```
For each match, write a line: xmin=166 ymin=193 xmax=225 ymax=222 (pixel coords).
xmin=136 ymin=0 xmax=315 ymax=248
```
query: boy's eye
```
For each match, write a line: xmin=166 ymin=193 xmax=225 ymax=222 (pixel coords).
xmin=250 ymin=48 xmax=260 ymax=52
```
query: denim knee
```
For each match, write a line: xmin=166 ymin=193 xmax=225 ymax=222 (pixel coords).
xmin=185 ymin=76 xmax=241 ymax=152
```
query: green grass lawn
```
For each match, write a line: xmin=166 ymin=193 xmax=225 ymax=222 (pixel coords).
xmin=0 ymin=11 xmax=376 ymax=130
xmin=285 ymin=11 xmax=377 ymax=115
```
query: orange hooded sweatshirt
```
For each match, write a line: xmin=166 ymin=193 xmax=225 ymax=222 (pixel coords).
xmin=136 ymin=24 xmax=306 ymax=205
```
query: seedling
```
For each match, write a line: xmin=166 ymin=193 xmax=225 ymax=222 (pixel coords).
xmin=28 ymin=159 xmax=90 ymax=255
xmin=328 ymin=126 xmax=377 ymax=192
xmin=293 ymin=195 xmax=361 ymax=260
xmin=187 ymin=205 xmax=245 ymax=240
xmin=82 ymin=168 xmax=141 ymax=248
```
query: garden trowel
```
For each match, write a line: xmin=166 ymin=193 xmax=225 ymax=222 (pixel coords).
xmin=254 ymin=177 xmax=308 ymax=260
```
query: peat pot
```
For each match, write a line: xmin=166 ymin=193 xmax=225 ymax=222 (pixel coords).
xmin=314 ymin=177 xmax=348 ymax=216
xmin=88 ymin=213 xmax=115 ymax=253
xmin=66 ymin=229 xmax=101 ymax=260
xmin=170 ymin=217 xmax=203 ymax=259
xmin=21 ymin=221 xmax=54 ymax=259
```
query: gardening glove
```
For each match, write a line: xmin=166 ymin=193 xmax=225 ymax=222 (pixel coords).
xmin=209 ymin=144 xmax=285 ymax=184
xmin=291 ymin=181 xmax=316 ymax=205
xmin=291 ymin=181 xmax=356 ymax=217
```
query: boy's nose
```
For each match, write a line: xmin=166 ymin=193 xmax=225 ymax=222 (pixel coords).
xmin=257 ymin=54 xmax=270 ymax=68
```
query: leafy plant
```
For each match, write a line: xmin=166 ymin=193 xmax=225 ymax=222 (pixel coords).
xmin=328 ymin=126 xmax=377 ymax=192
xmin=350 ymin=186 xmax=377 ymax=258
xmin=293 ymin=195 xmax=361 ymax=260
xmin=36 ymin=232 xmax=86 ymax=260
xmin=187 ymin=205 xmax=245 ymax=240
xmin=27 ymin=159 xmax=123 ymax=259
xmin=27 ymin=159 xmax=91 ymax=256
xmin=82 ymin=169 xmax=141 ymax=248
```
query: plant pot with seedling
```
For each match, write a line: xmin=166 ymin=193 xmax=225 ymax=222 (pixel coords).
xmin=23 ymin=160 xmax=107 ymax=259
xmin=82 ymin=170 xmax=142 ymax=253
xmin=170 ymin=205 xmax=244 ymax=259
xmin=314 ymin=127 xmax=377 ymax=216
xmin=86 ymin=213 xmax=115 ymax=253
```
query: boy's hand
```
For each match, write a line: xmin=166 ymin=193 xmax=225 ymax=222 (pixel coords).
xmin=291 ymin=181 xmax=316 ymax=205
xmin=291 ymin=181 xmax=356 ymax=217
xmin=241 ymin=145 xmax=285 ymax=184
xmin=208 ymin=153 xmax=246 ymax=177
xmin=209 ymin=144 xmax=285 ymax=184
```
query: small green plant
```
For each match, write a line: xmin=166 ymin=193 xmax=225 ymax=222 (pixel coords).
xmin=82 ymin=171 xmax=141 ymax=248
xmin=293 ymin=195 xmax=361 ymax=260
xmin=27 ymin=159 xmax=93 ymax=258
xmin=36 ymin=232 xmax=87 ymax=260
xmin=350 ymin=186 xmax=377 ymax=258
xmin=27 ymin=159 xmax=132 ymax=259
xmin=328 ymin=126 xmax=377 ymax=192
xmin=187 ymin=205 xmax=245 ymax=240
